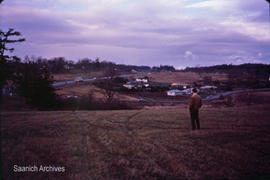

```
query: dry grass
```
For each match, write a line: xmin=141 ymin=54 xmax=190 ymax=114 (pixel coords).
xmin=1 ymin=103 xmax=270 ymax=179
xmin=55 ymin=84 xmax=103 ymax=98
xmin=55 ymin=84 xmax=138 ymax=101
xmin=148 ymin=72 xmax=228 ymax=83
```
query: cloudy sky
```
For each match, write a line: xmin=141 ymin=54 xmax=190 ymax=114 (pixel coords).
xmin=1 ymin=0 xmax=270 ymax=68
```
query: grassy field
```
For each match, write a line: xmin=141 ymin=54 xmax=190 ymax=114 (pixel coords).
xmin=148 ymin=72 xmax=228 ymax=84
xmin=1 ymin=102 xmax=270 ymax=179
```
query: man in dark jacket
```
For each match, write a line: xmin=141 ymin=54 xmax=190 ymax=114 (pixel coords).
xmin=189 ymin=88 xmax=202 ymax=130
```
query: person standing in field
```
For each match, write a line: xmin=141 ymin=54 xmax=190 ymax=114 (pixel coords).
xmin=189 ymin=88 xmax=202 ymax=130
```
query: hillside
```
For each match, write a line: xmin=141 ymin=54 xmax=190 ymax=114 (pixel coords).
xmin=1 ymin=103 xmax=270 ymax=179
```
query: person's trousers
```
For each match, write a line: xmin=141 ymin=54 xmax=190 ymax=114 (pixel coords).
xmin=190 ymin=109 xmax=200 ymax=130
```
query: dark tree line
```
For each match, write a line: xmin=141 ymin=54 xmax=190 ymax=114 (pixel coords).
xmin=0 ymin=27 xmax=59 ymax=110
xmin=15 ymin=62 xmax=58 ymax=109
xmin=183 ymin=64 xmax=270 ymax=74
xmin=24 ymin=57 xmax=144 ymax=73
xmin=152 ymin=65 xmax=176 ymax=72
xmin=23 ymin=56 xmax=178 ymax=74
xmin=183 ymin=63 xmax=270 ymax=89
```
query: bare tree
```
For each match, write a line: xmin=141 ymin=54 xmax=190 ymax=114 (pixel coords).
xmin=101 ymin=69 xmax=117 ymax=103
xmin=0 ymin=28 xmax=25 ymax=60
xmin=103 ymin=81 xmax=115 ymax=103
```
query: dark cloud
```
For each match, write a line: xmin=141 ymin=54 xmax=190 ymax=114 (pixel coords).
xmin=0 ymin=0 xmax=269 ymax=67
xmin=235 ymin=0 xmax=269 ymax=22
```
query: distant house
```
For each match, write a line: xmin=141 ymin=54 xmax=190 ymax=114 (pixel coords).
xmin=183 ymin=88 xmax=196 ymax=95
xmin=144 ymin=83 xmax=150 ymax=87
xmin=123 ymin=81 xmax=142 ymax=89
xmin=123 ymin=80 xmax=149 ymax=90
xmin=135 ymin=77 xmax=149 ymax=83
xmin=171 ymin=83 xmax=189 ymax=89
xmin=123 ymin=82 xmax=136 ymax=89
xmin=167 ymin=89 xmax=183 ymax=96
xmin=123 ymin=76 xmax=150 ymax=90
xmin=167 ymin=88 xmax=198 ymax=96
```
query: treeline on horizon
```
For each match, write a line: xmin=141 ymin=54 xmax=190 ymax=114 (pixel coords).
xmin=18 ymin=56 xmax=270 ymax=74
xmin=183 ymin=63 xmax=270 ymax=74
xmin=20 ymin=56 xmax=175 ymax=73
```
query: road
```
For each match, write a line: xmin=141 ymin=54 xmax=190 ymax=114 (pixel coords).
xmin=123 ymin=88 xmax=270 ymax=104
xmin=52 ymin=74 xmax=135 ymax=87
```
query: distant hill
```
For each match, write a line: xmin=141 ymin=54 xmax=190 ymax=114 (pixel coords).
xmin=182 ymin=63 xmax=270 ymax=74
xmin=182 ymin=63 xmax=270 ymax=89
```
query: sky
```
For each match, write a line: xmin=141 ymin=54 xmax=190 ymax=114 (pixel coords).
xmin=0 ymin=0 xmax=270 ymax=68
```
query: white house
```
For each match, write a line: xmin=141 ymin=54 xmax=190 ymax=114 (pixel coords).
xmin=167 ymin=89 xmax=183 ymax=96
xmin=183 ymin=88 xmax=197 ymax=95
xmin=135 ymin=77 xmax=148 ymax=83
xmin=144 ymin=84 xmax=150 ymax=87
xmin=167 ymin=88 xmax=198 ymax=96
xmin=123 ymin=83 xmax=135 ymax=89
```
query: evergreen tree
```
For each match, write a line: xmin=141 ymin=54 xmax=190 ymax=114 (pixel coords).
xmin=0 ymin=28 xmax=25 ymax=99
